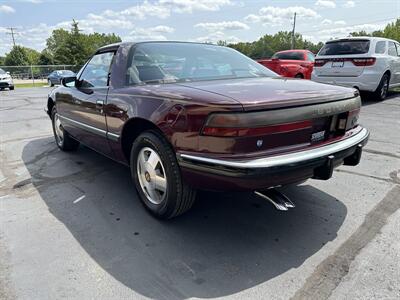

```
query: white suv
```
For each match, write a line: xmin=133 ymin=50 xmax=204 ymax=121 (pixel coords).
xmin=311 ymin=37 xmax=400 ymax=100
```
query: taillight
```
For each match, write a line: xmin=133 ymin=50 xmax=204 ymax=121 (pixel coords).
xmin=314 ymin=59 xmax=327 ymax=67
xmin=351 ymin=57 xmax=376 ymax=66
xmin=202 ymin=113 xmax=312 ymax=137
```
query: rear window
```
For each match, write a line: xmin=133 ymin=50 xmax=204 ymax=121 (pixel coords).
xmin=375 ymin=41 xmax=386 ymax=54
xmin=272 ymin=52 xmax=304 ymax=60
xmin=319 ymin=40 xmax=370 ymax=56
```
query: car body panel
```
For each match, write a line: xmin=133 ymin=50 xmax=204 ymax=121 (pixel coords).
xmin=257 ymin=50 xmax=314 ymax=79
xmin=47 ymin=42 xmax=369 ymax=191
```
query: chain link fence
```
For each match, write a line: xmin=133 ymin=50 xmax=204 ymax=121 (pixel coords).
xmin=0 ymin=65 xmax=82 ymax=85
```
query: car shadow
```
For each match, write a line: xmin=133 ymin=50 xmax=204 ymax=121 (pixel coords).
xmin=360 ymin=90 xmax=399 ymax=106
xmin=22 ymin=137 xmax=347 ymax=299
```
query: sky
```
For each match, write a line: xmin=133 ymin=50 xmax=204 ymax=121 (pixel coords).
xmin=0 ymin=0 xmax=399 ymax=56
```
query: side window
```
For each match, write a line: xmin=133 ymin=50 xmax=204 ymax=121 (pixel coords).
xmin=375 ymin=41 xmax=386 ymax=54
xmin=307 ymin=52 xmax=315 ymax=62
xmin=388 ymin=42 xmax=397 ymax=57
xmin=79 ymin=52 xmax=114 ymax=88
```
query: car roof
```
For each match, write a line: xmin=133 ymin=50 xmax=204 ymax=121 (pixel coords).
xmin=326 ymin=36 xmax=399 ymax=43
xmin=95 ymin=41 xmax=227 ymax=53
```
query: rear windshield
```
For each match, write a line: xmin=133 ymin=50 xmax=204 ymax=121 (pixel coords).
xmin=319 ymin=40 xmax=370 ymax=56
xmin=125 ymin=42 xmax=276 ymax=85
xmin=272 ymin=52 xmax=304 ymax=60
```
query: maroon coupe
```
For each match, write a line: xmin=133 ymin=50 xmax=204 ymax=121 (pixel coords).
xmin=46 ymin=42 xmax=369 ymax=219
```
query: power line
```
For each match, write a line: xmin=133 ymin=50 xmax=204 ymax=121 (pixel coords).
xmin=6 ymin=27 xmax=17 ymax=47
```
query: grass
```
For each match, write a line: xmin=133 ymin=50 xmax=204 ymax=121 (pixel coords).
xmin=14 ymin=82 xmax=48 ymax=88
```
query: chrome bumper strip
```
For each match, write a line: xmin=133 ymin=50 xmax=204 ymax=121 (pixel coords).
xmin=179 ymin=128 xmax=369 ymax=169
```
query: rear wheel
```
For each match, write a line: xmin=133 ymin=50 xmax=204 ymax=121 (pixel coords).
xmin=48 ymin=79 xmax=54 ymax=87
xmin=51 ymin=107 xmax=79 ymax=151
xmin=295 ymin=73 xmax=304 ymax=79
xmin=374 ymin=73 xmax=389 ymax=101
xmin=130 ymin=130 xmax=196 ymax=219
xmin=9 ymin=86 xmax=14 ymax=90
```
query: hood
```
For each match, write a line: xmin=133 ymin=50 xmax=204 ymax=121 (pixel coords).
xmin=178 ymin=77 xmax=357 ymax=111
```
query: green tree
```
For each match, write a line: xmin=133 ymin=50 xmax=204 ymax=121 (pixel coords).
xmin=38 ymin=49 xmax=54 ymax=65
xmin=4 ymin=46 xmax=30 ymax=66
xmin=0 ymin=56 xmax=5 ymax=65
xmin=45 ymin=20 xmax=121 ymax=65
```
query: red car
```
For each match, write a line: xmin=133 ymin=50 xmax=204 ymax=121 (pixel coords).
xmin=46 ymin=42 xmax=369 ymax=219
xmin=258 ymin=50 xmax=315 ymax=79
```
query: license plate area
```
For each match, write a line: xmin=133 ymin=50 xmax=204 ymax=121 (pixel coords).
xmin=332 ymin=61 xmax=344 ymax=68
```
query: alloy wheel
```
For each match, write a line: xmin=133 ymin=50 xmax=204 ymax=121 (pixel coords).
xmin=136 ymin=147 xmax=167 ymax=205
xmin=53 ymin=113 xmax=64 ymax=146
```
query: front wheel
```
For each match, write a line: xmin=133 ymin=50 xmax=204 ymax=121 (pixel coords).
xmin=374 ymin=73 xmax=389 ymax=101
xmin=51 ymin=107 xmax=79 ymax=151
xmin=130 ymin=130 xmax=196 ymax=219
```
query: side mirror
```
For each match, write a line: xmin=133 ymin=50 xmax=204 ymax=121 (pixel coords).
xmin=61 ymin=76 xmax=77 ymax=87
xmin=6 ymin=71 xmax=10 ymax=75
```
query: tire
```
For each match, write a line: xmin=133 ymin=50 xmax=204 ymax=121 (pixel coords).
xmin=48 ymin=79 xmax=54 ymax=87
xmin=51 ymin=107 xmax=79 ymax=151
xmin=9 ymin=86 xmax=14 ymax=90
xmin=373 ymin=73 xmax=389 ymax=101
xmin=295 ymin=74 xmax=304 ymax=79
xmin=130 ymin=130 xmax=196 ymax=219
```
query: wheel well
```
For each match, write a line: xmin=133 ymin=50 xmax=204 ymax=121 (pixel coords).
xmin=383 ymin=70 xmax=391 ymax=80
xmin=295 ymin=73 xmax=304 ymax=78
xmin=121 ymin=118 xmax=164 ymax=163
xmin=47 ymin=98 xmax=54 ymax=117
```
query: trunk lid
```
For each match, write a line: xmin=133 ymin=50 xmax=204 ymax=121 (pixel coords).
xmin=178 ymin=77 xmax=356 ymax=111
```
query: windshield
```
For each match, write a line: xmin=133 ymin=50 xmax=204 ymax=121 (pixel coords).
xmin=126 ymin=42 xmax=276 ymax=85
xmin=272 ymin=52 xmax=304 ymax=60
xmin=319 ymin=40 xmax=370 ymax=55
xmin=56 ymin=70 xmax=74 ymax=75
xmin=0 ymin=68 xmax=5 ymax=75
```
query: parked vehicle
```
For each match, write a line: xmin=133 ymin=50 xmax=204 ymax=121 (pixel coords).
xmin=257 ymin=50 xmax=315 ymax=79
xmin=47 ymin=70 xmax=76 ymax=86
xmin=46 ymin=42 xmax=369 ymax=219
xmin=312 ymin=37 xmax=400 ymax=100
xmin=0 ymin=68 xmax=14 ymax=90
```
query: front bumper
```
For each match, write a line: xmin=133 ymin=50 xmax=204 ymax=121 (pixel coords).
xmin=0 ymin=79 xmax=13 ymax=88
xmin=177 ymin=127 xmax=369 ymax=190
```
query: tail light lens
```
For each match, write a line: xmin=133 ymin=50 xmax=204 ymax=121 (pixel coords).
xmin=351 ymin=57 xmax=376 ymax=66
xmin=202 ymin=113 xmax=312 ymax=137
xmin=314 ymin=59 xmax=328 ymax=67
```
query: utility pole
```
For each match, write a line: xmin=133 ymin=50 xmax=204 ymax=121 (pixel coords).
xmin=6 ymin=27 xmax=17 ymax=47
xmin=291 ymin=12 xmax=297 ymax=49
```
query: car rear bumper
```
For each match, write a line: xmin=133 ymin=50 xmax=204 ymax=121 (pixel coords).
xmin=177 ymin=127 xmax=369 ymax=191
xmin=311 ymin=72 xmax=381 ymax=92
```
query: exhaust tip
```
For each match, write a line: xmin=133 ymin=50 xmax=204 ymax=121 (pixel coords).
xmin=255 ymin=189 xmax=295 ymax=211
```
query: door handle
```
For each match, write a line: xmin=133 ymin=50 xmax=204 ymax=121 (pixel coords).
xmin=96 ymin=100 xmax=104 ymax=113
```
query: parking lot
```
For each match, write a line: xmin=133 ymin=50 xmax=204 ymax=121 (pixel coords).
xmin=0 ymin=87 xmax=399 ymax=299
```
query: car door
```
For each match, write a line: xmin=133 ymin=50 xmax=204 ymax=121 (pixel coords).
xmin=394 ymin=42 xmax=400 ymax=85
xmin=59 ymin=51 xmax=115 ymax=157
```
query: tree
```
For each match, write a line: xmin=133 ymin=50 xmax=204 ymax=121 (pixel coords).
xmin=38 ymin=49 xmax=54 ymax=65
xmin=44 ymin=20 xmax=121 ymax=66
xmin=350 ymin=18 xmax=399 ymax=40
xmin=0 ymin=56 xmax=5 ymax=65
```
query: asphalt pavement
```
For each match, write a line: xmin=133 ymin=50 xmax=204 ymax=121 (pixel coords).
xmin=0 ymin=87 xmax=399 ymax=300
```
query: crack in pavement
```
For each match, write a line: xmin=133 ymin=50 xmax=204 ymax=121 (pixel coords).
xmin=291 ymin=184 xmax=400 ymax=300
xmin=335 ymin=169 xmax=400 ymax=184
xmin=363 ymin=148 xmax=400 ymax=159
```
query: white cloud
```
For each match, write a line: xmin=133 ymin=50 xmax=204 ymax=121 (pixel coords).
xmin=22 ymin=0 xmax=43 ymax=3
xmin=343 ymin=1 xmax=356 ymax=8
xmin=321 ymin=19 xmax=332 ymax=25
xmin=127 ymin=25 xmax=175 ymax=41
xmin=315 ymin=0 xmax=336 ymax=8
xmin=195 ymin=21 xmax=249 ymax=31
xmin=195 ymin=31 xmax=240 ymax=44
xmin=334 ymin=20 xmax=346 ymax=25
xmin=159 ymin=0 xmax=232 ymax=13
xmin=245 ymin=6 xmax=320 ymax=25
xmin=0 ymin=5 xmax=15 ymax=13
xmin=317 ymin=22 xmax=386 ymax=40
